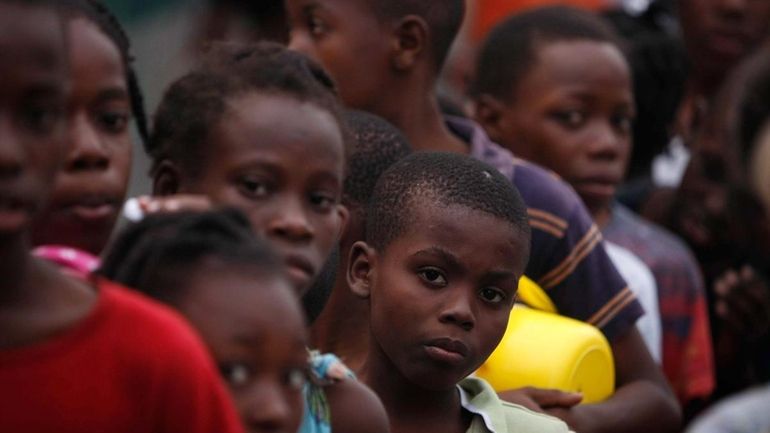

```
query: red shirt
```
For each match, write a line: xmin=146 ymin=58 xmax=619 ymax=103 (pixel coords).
xmin=0 ymin=280 xmax=244 ymax=433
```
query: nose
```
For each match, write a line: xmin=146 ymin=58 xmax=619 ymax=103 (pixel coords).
xmin=243 ymin=381 xmax=295 ymax=433
xmin=586 ymin=121 xmax=625 ymax=161
xmin=716 ymin=0 xmax=748 ymax=16
xmin=288 ymin=31 xmax=313 ymax=58
xmin=439 ymin=287 xmax=476 ymax=331
xmin=0 ymin=117 xmax=23 ymax=180
xmin=66 ymin=114 xmax=109 ymax=172
xmin=267 ymin=196 xmax=314 ymax=244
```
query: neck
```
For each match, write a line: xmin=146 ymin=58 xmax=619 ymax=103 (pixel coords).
xmin=590 ymin=203 xmax=613 ymax=228
xmin=370 ymin=77 xmax=468 ymax=155
xmin=363 ymin=341 xmax=466 ymax=433
xmin=310 ymin=270 xmax=370 ymax=373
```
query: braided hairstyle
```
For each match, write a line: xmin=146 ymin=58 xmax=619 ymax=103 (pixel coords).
xmin=98 ymin=208 xmax=283 ymax=303
xmin=61 ymin=0 xmax=149 ymax=147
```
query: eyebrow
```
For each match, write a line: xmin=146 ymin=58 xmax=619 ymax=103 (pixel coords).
xmin=410 ymin=247 xmax=464 ymax=272
xmin=95 ymin=87 xmax=129 ymax=104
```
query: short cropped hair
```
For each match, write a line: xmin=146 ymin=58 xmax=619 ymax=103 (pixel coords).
xmin=367 ymin=152 xmax=530 ymax=259
xmin=98 ymin=208 xmax=283 ymax=303
xmin=343 ymin=110 xmax=412 ymax=208
xmin=370 ymin=0 xmax=465 ymax=70
xmin=471 ymin=5 xmax=622 ymax=101
xmin=149 ymin=41 xmax=346 ymax=178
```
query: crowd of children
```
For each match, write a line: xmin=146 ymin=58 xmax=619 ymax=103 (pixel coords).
xmin=2 ymin=0 xmax=769 ymax=432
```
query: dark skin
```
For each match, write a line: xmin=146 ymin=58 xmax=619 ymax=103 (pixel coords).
xmin=32 ymin=17 xmax=133 ymax=255
xmin=348 ymin=202 xmax=528 ymax=433
xmin=0 ymin=3 xmax=96 ymax=350
xmin=474 ymin=40 xmax=684 ymax=431
xmin=653 ymin=77 xmax=770 ymax=399
xmin=474 ymin=40 xmax=635 ymax=228
xmin=152 ymin=92 xmax=388 ymax=433
xmin=310 ymin=202 xmax=369 ymax=372
xmin=170 ymin=263 xmax=308 ymax=433
xmin=287 ymin=0 xmax=681 ymax=431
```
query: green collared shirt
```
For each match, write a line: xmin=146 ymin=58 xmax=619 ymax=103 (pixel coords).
xmin=459 ymin=378 xmax=573 ymax=433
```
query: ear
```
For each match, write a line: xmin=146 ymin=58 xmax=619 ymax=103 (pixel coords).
xmin=390 ymin=15 xmax=428 ymax=72
xmin=472 ymin=94 xmax=508 ymax=143
xmin=347 ymin=241 xmax=377 ymax=299
xmin=152 ymin=160 xmax=182 ymax=197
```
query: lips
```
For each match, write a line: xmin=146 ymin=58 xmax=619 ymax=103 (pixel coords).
xmin=61 ymin=195 xmax=119 ymax=222
xmin=423 ymin=338 xmax=469 ymax=366
xmin=0 ymin=191 xmax=33 ymax=232
xmin=283 ymin=253 xmax=316 ymax=290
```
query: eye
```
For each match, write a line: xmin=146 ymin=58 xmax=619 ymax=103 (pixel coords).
xmin=97 ymin=110 xmax=130 ymax=134
xmin=612 ymin=113 xmax=634 ymax=134
xmin=479 ymin=287 xmax=507 ymax=304
xmin=307 ymin=14 xmax=326 ymax=37
xmin=237 ymin=176 xmax=270 ymax=199
xmin=551 ymin=110 xmax=586 ymax=129
xmin=21 ymin=103 xmax=63 ymax=134
xmin=220 ymin=363 xmax=252 ymax=388
xmin=309 ymin=191 xmax=336 ymax=211
xmin=285 ymin=367 xmax=308 ymax=390
xmin=418 ymin=267 xmax=448 ymax=287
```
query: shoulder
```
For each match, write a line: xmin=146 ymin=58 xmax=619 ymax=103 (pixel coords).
xmin=325 ymin=377 xmax=389 ymax=433
xmin=606 ymin=206 xmax=703 ymax=281
xmin=460 ymin=378 xmax=571 ymax=433
xmin=512 ymin=158 xmax=585 ymax=221
xmin=499 ymin=402 xmax=572 ymax=433
xmin=95 ymin=280 xmax=217 ymax=368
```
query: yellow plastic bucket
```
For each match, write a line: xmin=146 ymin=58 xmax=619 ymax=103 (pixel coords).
xmin=476 ymin=277 xmax=615 ymax=404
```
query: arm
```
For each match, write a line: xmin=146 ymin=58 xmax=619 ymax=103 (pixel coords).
xmin=326 ymin=378 xmax=390 ymax=433
xmin=549 ymin=328 xmax=681 ymax=433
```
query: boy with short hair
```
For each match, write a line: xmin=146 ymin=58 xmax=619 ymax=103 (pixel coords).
xmin=309 ymin=110 xmax=412 ymax=369
xmin=348 ymin=151 xmax=569 ymax=433
xmin=286 ymin=1 xmax=680 ymax=431
xmin=470 ymin=5 xmax=715 ymax=412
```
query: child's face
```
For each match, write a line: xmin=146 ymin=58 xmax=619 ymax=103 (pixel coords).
xmin=32 ymin=18 xmax=132 ymax=254
xmin=679 ymin=0 xmax=770 ymax=81
xmin=0 ymin=3 xmax=68 ymax=237
xmin=286 ymin=0 xmax=392 ymax=110
xmin=479 ymin=40 xmax=633 ymax=215
xmin=357 ymin=201 xmax=527 ymax=390
xmin=185 ymin=93 xmax=348 ymax=294
xmin=177 ymin=265 xmax=307 ymax=433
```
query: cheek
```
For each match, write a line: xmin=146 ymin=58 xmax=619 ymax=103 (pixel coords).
xmin=477 ymin=312 xmax=510 ymax=355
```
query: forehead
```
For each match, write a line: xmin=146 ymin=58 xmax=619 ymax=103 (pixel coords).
xmin=182 ymin=265 xmax=306 ymax=342
xmin=68 ymin=17 xmax=125 ymax=84
xmin=0 ymin=3 xmax=65 ymax=83
xmin=211 ymin=92 xmax=345 ymax=173
xmin=389 ymin=199 xmax=527 ymax=273
xmin=288 ymin=0 xmax=377 ymax=18
xmin=517 ymin=40 xmax=630 ymax=96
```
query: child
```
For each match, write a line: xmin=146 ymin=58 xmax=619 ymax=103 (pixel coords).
xmin=660 ymin=47 xmax=770 ymax=402
xmin=470 ymin=5 xmax=714 ymax=414
xmin=148 ymin=42 xmax=388 ymax=433
xmin=348 ymin=151 xmax=568 ymax=433
xmin=32 ymin=0 xmax=148 ymax=263
xmin=286 ymin=1 xmax=680 ymax=430
xmin=99 ymin=209 xmax=309 ymax=433
xmin=310 ymin=110 xmax=412 ymax=371
xmin=0 ymin=1 xmax=242 ymax=431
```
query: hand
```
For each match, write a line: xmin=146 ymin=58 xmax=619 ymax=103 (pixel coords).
xmin=714 ymin=266 xmax=770 ymax=339
xmin=498 ymin=387 xmax=583 ymax=413
xmin=124 ymin=195 xmax=213 ymax=221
